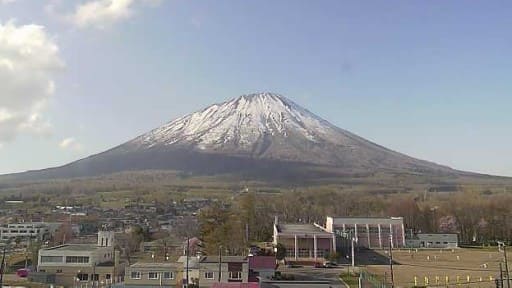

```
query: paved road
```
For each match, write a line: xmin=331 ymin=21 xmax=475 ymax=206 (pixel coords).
xmin=279 ymin=266 xmax=348 ymax=288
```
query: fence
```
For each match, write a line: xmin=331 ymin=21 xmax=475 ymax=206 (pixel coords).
xmin=359 ymin=269 xmax=388 ymax=288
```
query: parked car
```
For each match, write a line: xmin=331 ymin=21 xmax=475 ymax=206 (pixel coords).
xmin=323 ymin=261 xmax=338 ymax=268
xmin=16 ymin=268 xmax=30 ymax=278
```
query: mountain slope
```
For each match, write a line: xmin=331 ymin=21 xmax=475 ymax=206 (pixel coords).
xmin=3 ymin=93 xmax=468 ymax=182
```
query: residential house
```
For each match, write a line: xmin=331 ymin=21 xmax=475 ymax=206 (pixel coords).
xmin=177 ymin=255 xmax=249 ymax=288
xmin=125 ymin=262 xmax=179 ymax=287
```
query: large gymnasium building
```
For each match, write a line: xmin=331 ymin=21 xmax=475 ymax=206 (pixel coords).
xmin=273 ymin=216 xmax=406 ymax=262
xmin=325 ymin=216 xmax=406 ymax=249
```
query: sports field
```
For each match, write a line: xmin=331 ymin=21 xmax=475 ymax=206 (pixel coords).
xmin=366 ymin=248 xmax=510 ymax=287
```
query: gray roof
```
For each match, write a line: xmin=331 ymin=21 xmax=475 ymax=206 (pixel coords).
xmin=276 ymin=224 xmax=332 ymax=236
xmin=43 ymin=244 xmax=102 ymax=252
xmin=200 ymin=256 xmax=247 ymax=263
xmin=130 ymin=262 xmax=178 ymax=268
xmin=328 ymin=216 xmax=404 ymax=226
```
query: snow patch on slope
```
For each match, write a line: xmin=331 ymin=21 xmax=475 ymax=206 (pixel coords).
xmin=132 ymin=92 xmax=342 ymax=151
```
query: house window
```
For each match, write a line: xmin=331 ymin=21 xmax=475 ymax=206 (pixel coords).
xmin=41 ymin=256 xmax=63 ymax=263
xmin=148 ymin=272 xmax=159 ymax=280
xmin=131 ymin=271 xmax=141 ymax=279
xmin=66 ymin=256 xmax=89 ymax=263
xmin=163 ymin=272 xmax=174 ymax=279
xmin=204 ymin=272 xmax=214 ymax=279
xmin=229 ymin=271 xmax=242 ymax=280
xmin=56 ymin=269 xmax=62 ymax=273
xmin=77 ymin=273 xmax=89 ymax=281
xmin=91 ymin=274 xmax=99 ymax=281
xmin=106 ymin=274 xmax=111 ymax=280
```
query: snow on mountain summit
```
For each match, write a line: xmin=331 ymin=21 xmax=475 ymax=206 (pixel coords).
xmin=131 ymin=92 xmax=343 ymax=153
xmin=116 ymin=92 xmax=452 ymax=171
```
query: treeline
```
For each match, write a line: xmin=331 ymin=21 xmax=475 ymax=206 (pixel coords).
xmin=198 ymin=189 xmax=512 ymax=254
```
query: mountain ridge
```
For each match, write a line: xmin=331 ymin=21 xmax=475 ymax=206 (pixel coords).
xmin=0 ymin=92 xmax=490 ymax=183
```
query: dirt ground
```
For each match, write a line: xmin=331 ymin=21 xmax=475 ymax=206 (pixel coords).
xmin=365 ymin=248 xmax=510 ymax=288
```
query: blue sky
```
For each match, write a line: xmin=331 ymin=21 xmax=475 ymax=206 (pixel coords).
xmin=1 ymin=0 xmax=511 ymax=176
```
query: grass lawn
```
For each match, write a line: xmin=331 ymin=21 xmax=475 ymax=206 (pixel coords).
xmin=340 ymin=272 xmax=360 ymax=287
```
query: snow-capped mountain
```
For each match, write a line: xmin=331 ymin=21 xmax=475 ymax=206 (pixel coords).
xmin=119 ymin=92 xmax=449 ymax=171
xmin=5 ymin=92 xmax=463 ymax=181
xmin=124 ymin=92 xmax=362 ymax=164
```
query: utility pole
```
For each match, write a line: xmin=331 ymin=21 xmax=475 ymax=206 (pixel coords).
xmin=218 ymin=245 xmax=222 ymax=283
xmin=0 ymin=245 xmax=6 ymax=287
xmin=499 ymin=241 xmax=511 ymax=288
xmin=389 ymin=236 xmax=395 ymax=288
xmin=500 ymin=262 xmax=504 ymax=288
xmin=92 ymin=261 xmax=96 ymax=288
xmin=351 ymin=236 xmax=355 ymax=268
xmin=185 ymin=237 xmax=189 ymax=288
xmin=504 ymin=244 xmax=511 ymax=288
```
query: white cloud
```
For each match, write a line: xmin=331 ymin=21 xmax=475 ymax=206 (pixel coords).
xmin=0 ymin=20 xmax=63 ymax=143
xmin=70 ymin=0 xmax=161 ymax=29
xmin=59 ymin=137 xmax=83 ymax=151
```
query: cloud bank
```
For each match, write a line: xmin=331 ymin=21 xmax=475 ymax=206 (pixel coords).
xmin=0 ymin=20 xmax=64 ymax=143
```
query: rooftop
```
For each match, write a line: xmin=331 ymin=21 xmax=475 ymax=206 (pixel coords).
xmin=328 ymin=216 xmax=404 ymax=225
xmin=201 ymin=256 xmax=248 ymax=263
xmin=328 ymin=216 xmax=404 ymax=220
xmin=43 ymin=244 xmax=104 ymax=252
xmin=130 ymin=262 xmax=178 ymax=268
xmin=276 ymin=224 xmax=332 ymax=236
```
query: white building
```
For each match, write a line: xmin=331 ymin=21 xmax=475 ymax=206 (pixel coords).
xmin=37 ymin=230 xmax=124 ymax=287
xmin=325 ymin=216 xmax=406 ymax=249
xmin=0 ymin=223 xmax=51 ymax=241
xmin=406 ymin=233 xmax=458 ymax=249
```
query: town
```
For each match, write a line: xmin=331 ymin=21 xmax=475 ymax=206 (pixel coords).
xmin=0 ymin=190 xmax=509 ymax=288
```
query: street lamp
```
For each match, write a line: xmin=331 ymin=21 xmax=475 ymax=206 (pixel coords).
xmin=218 ymin=245 xmax=223 ymax=283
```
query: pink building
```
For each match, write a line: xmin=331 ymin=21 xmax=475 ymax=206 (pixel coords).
xmin=273 ymin=220 xmax=335 ymax=262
